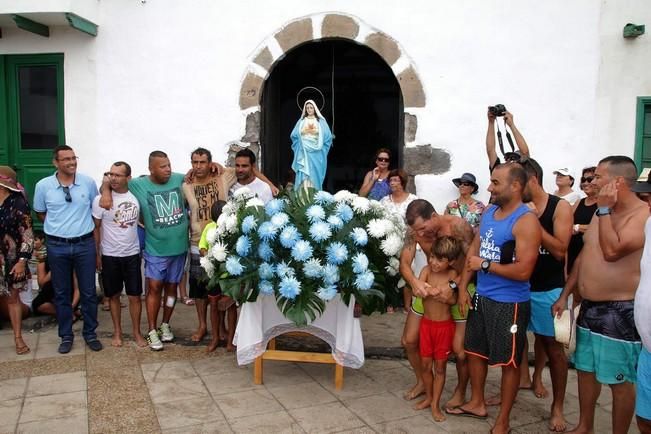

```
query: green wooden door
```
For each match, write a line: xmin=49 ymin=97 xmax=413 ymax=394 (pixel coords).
xmin=635 ymin=97 xmax=651 ymax=172
xmin=2 ymin=53 xmax=65 ymax=209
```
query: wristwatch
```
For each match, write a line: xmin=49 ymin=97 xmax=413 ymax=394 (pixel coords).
xmin=448 ymin=280 xmax=459 ymax=292
xmin=596 ymin=206 xmax=612 ymax=217
xmin=480 ymin=259 xmax=491 ymax=274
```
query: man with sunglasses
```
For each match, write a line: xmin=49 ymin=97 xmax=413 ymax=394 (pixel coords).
xmin=553 ymin=156 xmax=647 ymax=434
xmin=33 ymin=145 xmax=102 ymax=354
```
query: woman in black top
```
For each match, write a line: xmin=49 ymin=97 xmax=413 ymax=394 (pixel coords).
xmin=567 ymin=167 xmax=599 ymax=273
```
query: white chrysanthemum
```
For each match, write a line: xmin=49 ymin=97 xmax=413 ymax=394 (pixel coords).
xmin=381 ymin=233 xmax=403 ymax=256
xmin=367 ymin=218 xmax=392 ymax=238
xmin=199 ymin=255 xmax=215 ymax=277
xmin=385 ymin=256 xmax=400 ymax=276
xmin=225 ymin=214 xmax=238 ymax=233
xmin=206 ymin=227 xmax=218 ymax=245
xmin=216 ymin=213 xmax=228 ymax=227
xmin=369 ymin=200 xmax=384 ymax=212
xmin=397 ymin=277 xmax=406 ymax=288
xmin=246 ymin=197 xmax=265 ymax=209
xmin=333 ymin=190 xmax=355 ymax=202
xmin=271 ymin=212 xmax=290 ymax=228
xmin=222 ymin=203 xmax=234 ymax=216
xmin=232 ymin=187 xmax=253 ymax=198
xmin=210 ymin=241 xmax=228 ymax=262
xmin=351 ymin=196 xmax=371 ymax=214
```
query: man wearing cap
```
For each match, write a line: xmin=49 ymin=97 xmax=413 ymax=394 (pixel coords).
xmin=553 ymin=167 xmax=582 ymax=205
xmin=632 ymin=168 xmax=651 ymax=433
xmin=33 ymin=145 xmax=102 ymax=354
xmin=553 ymin=156 xmax=647 ymax=434
xmin=445 ymin=173 xmax=486 ymax=230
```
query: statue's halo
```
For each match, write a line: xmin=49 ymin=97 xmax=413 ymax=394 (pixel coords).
xmin=296 ymin=86 xmax=325 ymax=112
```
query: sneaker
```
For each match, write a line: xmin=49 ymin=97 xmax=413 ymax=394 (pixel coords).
xmin=146 ymin=329 xmax=163 ymax=351
xmin=158 ymin=323 xmax=174 ymax=343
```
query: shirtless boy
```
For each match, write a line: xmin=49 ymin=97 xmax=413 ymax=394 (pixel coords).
xmin=553 ymin=156 xmax=648 ymax=434
xmin=414 ymin=236 xmax=463 ymax=422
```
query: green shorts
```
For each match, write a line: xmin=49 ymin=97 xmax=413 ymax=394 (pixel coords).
xmin=451 ymin=283 xmax=476 ymax=322
xmin=411 ymin=283 xmax=476 ymax=320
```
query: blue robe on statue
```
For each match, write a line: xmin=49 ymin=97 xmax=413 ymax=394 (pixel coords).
xmin=290 ymin=102 xmax=333 ymax=191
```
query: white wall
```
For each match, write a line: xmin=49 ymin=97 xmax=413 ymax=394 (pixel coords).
xmin=1 ymin=0 xmax=650 ymax=212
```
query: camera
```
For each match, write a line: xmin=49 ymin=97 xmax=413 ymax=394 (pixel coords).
xmin=488 ymin=104 xmax=507 ymax=117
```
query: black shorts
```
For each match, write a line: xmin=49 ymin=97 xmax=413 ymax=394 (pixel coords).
xmin=188 ymin=253 xmax=221 ymax=299
xmin=101 ymin=254 xmax=142 ymax=297
xmin=464 ymin=293 xmax=531 ymax=367
xmin=32 ymin=282 xmax=55 ymax=313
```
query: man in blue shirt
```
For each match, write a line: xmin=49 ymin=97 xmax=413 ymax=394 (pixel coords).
xmin=33 ymin=145 xmax=102 ymax=353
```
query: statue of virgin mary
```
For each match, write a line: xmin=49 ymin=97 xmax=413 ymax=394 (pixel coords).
xmin=290 ymin=99 xmax=333 ymax=191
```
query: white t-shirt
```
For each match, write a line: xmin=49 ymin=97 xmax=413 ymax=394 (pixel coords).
xmin=230 ymin=177 xmax=273 ymax=204
xmin=559 ymin=190 xmax=582 ymax=206
xmin=635 ymin=217 xmax=651 ymax=351
xmin=92 ymin=191 xmax=140 ymax=257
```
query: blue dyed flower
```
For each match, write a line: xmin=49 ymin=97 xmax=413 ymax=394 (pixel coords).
xmin=271 ymin=212 xmax=289 ymax=228
xmin=350 ymin=228 xmax=368 ymax=246
xmin=276 ymin=260 xmax=295 ymax=278
xmin=309 ymin=221 xmax=332 ymax=242
xmin=314 ymin=191 xmax=335 ymax=205
xmin=317 ymin=284 xmax=338 ymax=301
xmin=258 ymin=221 xmax=278 ymax=241
xmin=279 ymin=276 xmax=301 ymax=299
xmin=291 ymin=240 xmax=313 ymax=262
xmin=354 ymin=271 xmax=375 ymax=290
xmin=306 ymin=205 xmax=326 ymax=223
xmin=259 ymin=280 xmax=274 ymax=295
xmin=235 ymin=235 xmax=251 ymax=256
xmin=265 ymin=198 xmax=285 ymax=216
xmin=258 ymin=242 xmax=274 ymax=261
xmin=303 ymin=258 xmax=323 ymax=278
xmin=335 ymin=203 xmax=354 ymax=222
xmin=327 ymin=215 xmax=344 ymax=229
xmin=279 ymin=225 xmax=300 ymax=248
xmin=225 ymin=256 xmax=244 ymax=276
xmin=352 ymin=253 xmax=369 ymax=274
xmin=241 ymin=215 xmax=258 ymax=234
xmin=326 ymin=242 xmax=348 ymax=265
xmin=322 ymin=264 xmax=340 ymax=284
xmin=258 ymin=262 xmax=275 ymax=280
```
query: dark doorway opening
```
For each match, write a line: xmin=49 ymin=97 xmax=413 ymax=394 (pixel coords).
xmin=261 ymin=39 xmax=403 ymax=193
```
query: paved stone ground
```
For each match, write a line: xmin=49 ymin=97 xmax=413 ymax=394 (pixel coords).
xmin=0 ymin=298 xmax=641 ymax=433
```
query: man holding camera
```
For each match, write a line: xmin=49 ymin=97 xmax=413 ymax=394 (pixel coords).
xmin=486 ymin=106 xmax=531 ymax=172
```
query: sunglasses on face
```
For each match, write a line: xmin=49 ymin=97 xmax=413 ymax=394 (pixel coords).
xmin=581 ymin=176 xmax=594 ymax=184
xmin=459 ymin=182 xmax=473 ymax=187
xmin=62 ymin=186 xmax=72 ymax=202
xmin=376 ymin=157 xmax=389 ymax=163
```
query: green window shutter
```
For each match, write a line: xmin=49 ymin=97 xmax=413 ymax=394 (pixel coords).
xmin=635 ymin=97 xmax=651 ymax=171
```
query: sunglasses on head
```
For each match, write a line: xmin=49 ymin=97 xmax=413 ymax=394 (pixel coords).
xmin=61 ymin=186 xmax=72 ymax=202
xmin=581 ymin=176 xmax=594 ymax=184
xmin=377 ymin=157 xmax=389 ymax=163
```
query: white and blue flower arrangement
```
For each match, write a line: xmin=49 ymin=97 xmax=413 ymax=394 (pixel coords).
xmin=201 ymin=186 xmax=404 ymax=326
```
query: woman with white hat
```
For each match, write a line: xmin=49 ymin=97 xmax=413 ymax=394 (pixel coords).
xmin=0 ymin=166 xmax=34 ymax=355
xmin=445 ymin=172 xmax=485 ymax=230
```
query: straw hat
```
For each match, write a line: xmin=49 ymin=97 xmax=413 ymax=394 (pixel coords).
xmin=554 ymin=305 xmax=580 ymax=355
xmin=0 ymin=166 xmax=22 ymax=192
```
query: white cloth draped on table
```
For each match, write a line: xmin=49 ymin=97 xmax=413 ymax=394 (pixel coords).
xmin=233 ymin=294 xmax=364 ymax=368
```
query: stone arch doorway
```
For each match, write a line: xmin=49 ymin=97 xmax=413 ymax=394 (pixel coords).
xmin=236 ymin=13 xmax=429 ymax=192
xmin=262 ymin=39 xmax=402 ymax=192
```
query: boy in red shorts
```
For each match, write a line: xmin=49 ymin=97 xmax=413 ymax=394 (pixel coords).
xmin=415 ymin=236 xmax=462 ymax=421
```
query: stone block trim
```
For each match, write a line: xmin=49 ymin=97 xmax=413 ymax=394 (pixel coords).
xmin=404 ymin=113 xmax=417 ymax=143
xmin=226 ymin=142 xmax=261 ymax=168
xmin=241 ymin=111 xmax=261 ymax=143
xmin=404 ymin=145 xmax=451 ymax=175
xmin=253 ymin=47 xmax=274 ymax=71
xmin=364 ymin=32 xmax=401 ymax=66
xmin=239 ymin=73 xmax=264 ymax=110
xmin=274 ymin=18 xmax=313 ymax=53
xmin=397 ymin=66 xmax=426 ymax=108
xmin=321 ymin=14 xmax=359 ymax=39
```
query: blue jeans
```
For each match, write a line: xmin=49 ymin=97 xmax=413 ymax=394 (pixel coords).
xmin=47 ymin=236 xmax=98 ymax=342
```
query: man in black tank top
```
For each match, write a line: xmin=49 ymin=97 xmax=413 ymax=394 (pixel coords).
xmin=522 ymin=159 xmax=573 ymax=432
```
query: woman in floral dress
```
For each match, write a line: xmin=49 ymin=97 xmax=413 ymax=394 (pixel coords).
xmin=0 ymin=166 xmax=34 ymax=355
xmin=444 ymin=172 xmax=485 ymax=231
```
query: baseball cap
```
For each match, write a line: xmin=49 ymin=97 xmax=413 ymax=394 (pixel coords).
xmin=553 ymin=168 xmax=573 ymax=178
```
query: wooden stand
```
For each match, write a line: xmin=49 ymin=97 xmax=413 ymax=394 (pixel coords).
xmin=253 ymin=332 xmax=344 ymax=390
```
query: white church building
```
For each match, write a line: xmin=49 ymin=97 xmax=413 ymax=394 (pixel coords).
xmin=0 ymin=0 xmax=649 ymax=210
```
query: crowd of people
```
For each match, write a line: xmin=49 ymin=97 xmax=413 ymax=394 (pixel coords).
xmin=1 ymin=108 xmax=651 ymax=433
